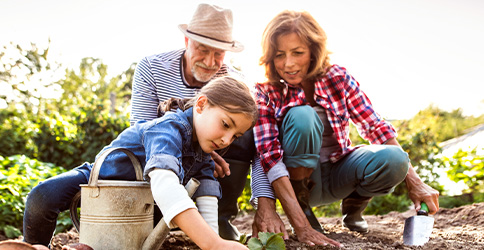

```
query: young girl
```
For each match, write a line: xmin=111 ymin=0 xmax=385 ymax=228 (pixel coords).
xmin=24 ymin=76 xmax=257 ymax=250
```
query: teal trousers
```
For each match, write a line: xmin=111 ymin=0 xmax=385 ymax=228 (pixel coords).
xmin=280 ymin=106 xmax=409 ymax=207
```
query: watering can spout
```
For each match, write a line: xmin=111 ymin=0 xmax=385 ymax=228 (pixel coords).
xmin=141 ymin=177 xmax=200 ymax=250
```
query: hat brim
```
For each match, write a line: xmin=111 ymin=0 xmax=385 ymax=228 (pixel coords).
xmin=178 ymin=24 xmax=244 ymax=52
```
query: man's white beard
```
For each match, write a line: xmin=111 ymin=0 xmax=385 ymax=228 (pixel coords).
xmin=192 ymin=63 xmax=218 ymax=83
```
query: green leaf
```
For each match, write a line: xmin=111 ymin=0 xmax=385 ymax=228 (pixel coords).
xmin=266 ymin=233 xmax=286 ymax=250
xmin=239 ymin=233 xmax=249 ymax=244
xmin=3 ymin=225 xmax=22 ymax=238
xmin=247 ymin=237 xmax=264 ymax=250
xmin=258 ymin=232 xmax=274 ymax=245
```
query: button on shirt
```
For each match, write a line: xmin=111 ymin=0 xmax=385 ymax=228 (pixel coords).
xmin=252 ymin=64 xmax=397 ymax=199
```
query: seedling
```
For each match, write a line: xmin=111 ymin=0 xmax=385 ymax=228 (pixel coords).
xmin=247 ymin=232 xmax=285 ymax=250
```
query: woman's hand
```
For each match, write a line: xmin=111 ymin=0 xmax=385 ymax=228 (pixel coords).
xmin=270 ymin=176 xmax=343 ymax=247
xmin=293 ymin=226 xmax=343 ymax=247
xmin=405 ymin=166 xmax=440 ymax=214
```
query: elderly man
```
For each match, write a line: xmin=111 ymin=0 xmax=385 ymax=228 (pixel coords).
xmin=129 ymin=3 xmax=253 ymax=240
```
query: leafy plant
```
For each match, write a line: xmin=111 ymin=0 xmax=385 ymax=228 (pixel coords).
xmin=0 ymin=154 xmax=67 ymax=238
xmin=313 ymin=201 xmax=341 ymax=218
xmin=0 ymin=104 xmax=129 ymax=169
xmin=239 ymin=233 xmax=249 ymax=245
xmin=445 ymin=148 xmax=484 ymax=193
xmin=365 ymin=193 xmax=412 ymax=215
xmin=247 ymin=232 xmax=285 ymax=250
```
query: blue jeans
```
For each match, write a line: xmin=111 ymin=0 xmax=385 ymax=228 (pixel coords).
xmin=23 ymin=163 xmax=89 ymax=246
xmin=280 ymin=106 xmax=410 ymax=207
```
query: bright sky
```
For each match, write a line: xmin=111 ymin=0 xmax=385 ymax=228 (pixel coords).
xmin=2 ymin=0 xmax=483 ymax=120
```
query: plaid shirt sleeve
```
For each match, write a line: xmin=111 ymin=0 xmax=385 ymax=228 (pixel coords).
xmin=253 ymin=84 xmax=284 ymax=172
xmin=341 ymin=68 xmax=397 ymax=144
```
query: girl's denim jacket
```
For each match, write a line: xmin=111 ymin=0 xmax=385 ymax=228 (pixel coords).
xmin=77 ymin=107 xmax=221 ymax=199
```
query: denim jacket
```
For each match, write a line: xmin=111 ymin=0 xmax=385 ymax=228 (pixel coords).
xmin=77 ymin=107 xmax=221 ymax=199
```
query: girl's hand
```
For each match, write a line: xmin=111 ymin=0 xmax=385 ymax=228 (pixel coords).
xmin=212 ymin=239 xmax=249 ymax=250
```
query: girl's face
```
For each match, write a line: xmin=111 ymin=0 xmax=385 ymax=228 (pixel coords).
xmin=193 ymin=96 xmax=252 ymax=153
xmin=273 ymin=32 xmax=311 ymax=87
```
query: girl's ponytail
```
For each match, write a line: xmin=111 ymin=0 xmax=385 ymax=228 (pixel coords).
xmin=157 ymin=98 xmax=191 ymax=117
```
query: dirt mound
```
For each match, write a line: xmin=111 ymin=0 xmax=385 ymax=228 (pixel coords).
xmin=6 ymin=202 xmax=484 ymax=249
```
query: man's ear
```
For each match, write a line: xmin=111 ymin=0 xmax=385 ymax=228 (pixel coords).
xmin=195 ymin=95 xmax=208 ymax=114
xmin=185 ymin=37 xmax=189 ymax=48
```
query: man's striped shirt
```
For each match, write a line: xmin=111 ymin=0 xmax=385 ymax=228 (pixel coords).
xmin=130 ymin=48 xmax=239 ymax=125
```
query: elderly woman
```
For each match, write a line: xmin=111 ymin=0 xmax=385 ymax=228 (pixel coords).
xmin=250 ymin=10 xmax=439 ymax=247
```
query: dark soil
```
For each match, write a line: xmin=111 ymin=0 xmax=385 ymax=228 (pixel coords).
xmin=3 ymin=202 xmax=484 ymax=249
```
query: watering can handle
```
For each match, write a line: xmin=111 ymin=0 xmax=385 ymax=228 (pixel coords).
xmin=69 ymin=147 xmax=143 ymax=233
xmin=70 ymin=191 xmax=81 ymax=232
xmin=88 ymin=147 xmax=144 ymax=187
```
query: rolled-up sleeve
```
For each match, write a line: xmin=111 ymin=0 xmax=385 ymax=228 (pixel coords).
xmin=141 ymin=119 xmax=185 ymax=181
xmin=253 ymin=84 xmax=284 ymax=173
xmin=250 ymin=155 xmax=279 ymax=207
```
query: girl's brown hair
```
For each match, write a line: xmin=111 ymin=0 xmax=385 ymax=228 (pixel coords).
xmin=158 ymin=76 xmax=258 ymax=127
xmin=260 ymin=10 xmax=331 ymax=85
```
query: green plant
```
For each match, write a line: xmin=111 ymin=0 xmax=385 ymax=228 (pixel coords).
xmin=0 ymin=104 xmax=129 ymax=169
xmin=0 ymin=108 xmax=37 ymax=158
xmin=365 ymin=193 xmax=412 ymax=215
xmin=237 ymin=174 xmax=254 ymax=212
xmin=439 ymin=193 xmax=475 ymax=208
xmin=445 ymin=148 xmax=484 ymax=193
xmin=247 ymin=232 xmax=285 ymax=250
xmin=0 ymin=154 xmax=67 ymax=238
xmin=313 ymin=201 xmax=341 ymax=217
xmin=239 ymin=233 xmax=249 ymax=245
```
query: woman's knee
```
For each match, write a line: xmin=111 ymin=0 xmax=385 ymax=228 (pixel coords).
xmin=283 ymin=106 xmax=323 ymax=138
xmin=379 ymin=146 xmax=410 ymax=184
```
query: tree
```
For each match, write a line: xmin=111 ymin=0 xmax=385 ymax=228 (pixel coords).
xmin=54 ymin=57 xmax=135 ymax=116
xmin=0 ymin=41 xmax=62 ymax=113
xmin=445 ymin=148 xmax=484 ymax=194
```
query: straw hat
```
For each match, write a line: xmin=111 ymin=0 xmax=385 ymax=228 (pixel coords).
xmin=178 ymin=3 xmax=244 ymax=52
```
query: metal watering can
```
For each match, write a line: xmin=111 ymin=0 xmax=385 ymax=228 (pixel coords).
xmin=70 ymin=147 xmax=200 ymax=250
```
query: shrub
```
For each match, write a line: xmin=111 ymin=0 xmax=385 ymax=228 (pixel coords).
xmin=0 ymin=155 xmax=67 ymax=238
xmin=0 ymin=103 xmax=129 ymax=169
